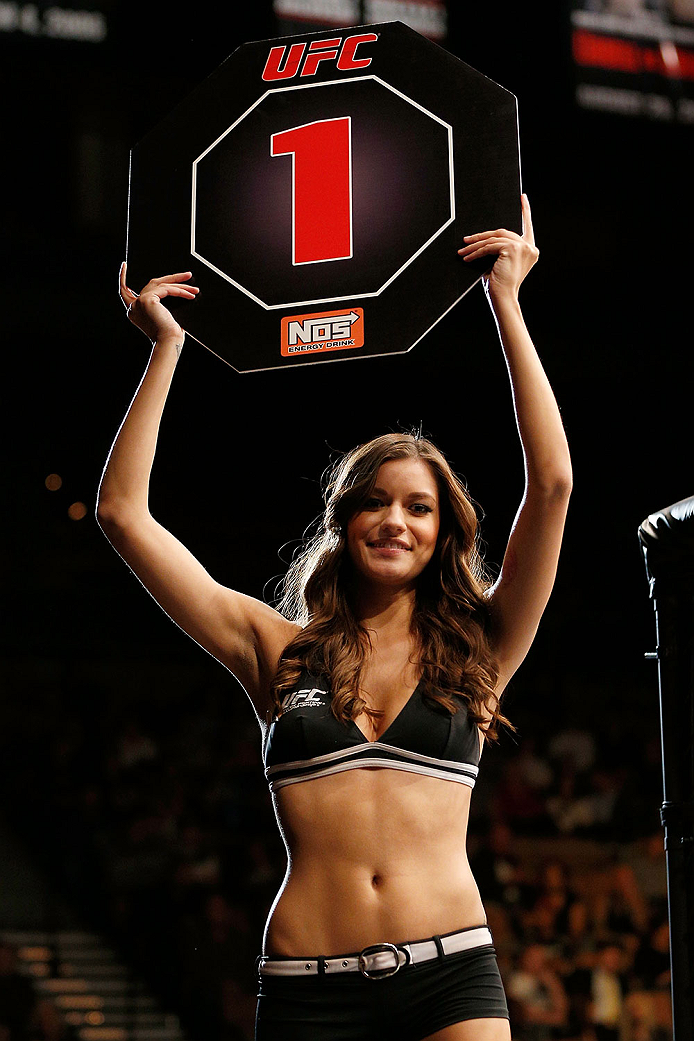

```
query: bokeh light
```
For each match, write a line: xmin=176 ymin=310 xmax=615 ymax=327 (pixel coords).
xmin=68 ymin=502 xmax=88 ymax=521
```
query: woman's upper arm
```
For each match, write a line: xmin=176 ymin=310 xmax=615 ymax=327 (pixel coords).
xmin=97 ymin=508 xmax=299 ymax=710
xmin=486 ymin=480 xmax=571 ymax=690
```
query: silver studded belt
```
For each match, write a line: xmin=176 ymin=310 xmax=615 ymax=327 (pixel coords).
xmin=259 ymin=924 xmax=493 ymax=980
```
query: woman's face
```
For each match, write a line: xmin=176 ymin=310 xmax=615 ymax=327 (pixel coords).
xmin=346 ymin=457 xmax=440 ymax=592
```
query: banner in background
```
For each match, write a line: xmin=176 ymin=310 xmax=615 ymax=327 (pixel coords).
xmin=571 ymin=0 xmax=694 ymax=123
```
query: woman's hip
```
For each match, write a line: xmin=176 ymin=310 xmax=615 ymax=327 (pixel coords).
xmin=255 ymin=923 xmax=509 ymax=1041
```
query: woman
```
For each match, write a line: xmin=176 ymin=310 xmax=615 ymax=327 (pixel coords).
xmin=99 ymin=195 xmax=571 ymax=1041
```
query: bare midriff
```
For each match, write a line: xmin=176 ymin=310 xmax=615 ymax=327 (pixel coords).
xmin=263 ymin=765 xmax=487 ymax=957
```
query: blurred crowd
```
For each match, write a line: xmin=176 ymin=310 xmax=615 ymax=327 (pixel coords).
xmin=0 ymin=664 xmax=673 ymax=1041
xmin=0 ymin=941 xmax=64 ymax=1041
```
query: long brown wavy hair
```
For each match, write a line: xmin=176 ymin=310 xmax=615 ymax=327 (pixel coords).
xmin=271 ymin=432 xmax=513 ymax=742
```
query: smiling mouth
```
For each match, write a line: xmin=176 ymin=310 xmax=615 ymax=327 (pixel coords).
xmin=368 ymin=540 xmax=411 ymax=551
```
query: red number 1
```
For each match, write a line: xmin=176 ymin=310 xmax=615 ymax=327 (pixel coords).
xmin=271 ymin=117 xmax=352 ymax=266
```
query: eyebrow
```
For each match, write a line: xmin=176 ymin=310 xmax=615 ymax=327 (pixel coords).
xmin=372 ymin=487 xmax=437 ymax=503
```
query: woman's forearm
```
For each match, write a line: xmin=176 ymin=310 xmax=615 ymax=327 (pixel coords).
xmin=491 ymin=289 xmax=572 ymax=495
xmin=459 ymin=196 xmax=571 ymax=497
xmin=97 ymin=334 xmax=182 ymax=523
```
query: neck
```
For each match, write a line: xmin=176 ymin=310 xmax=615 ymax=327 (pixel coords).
xmin=351 ymin=583 xmax=416 ymax=638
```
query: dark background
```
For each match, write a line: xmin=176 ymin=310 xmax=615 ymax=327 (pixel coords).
xmin=6 ymin=0 xmax=688 ymax=719
xmin=1 ymin=0 xmax=691 ymax=1036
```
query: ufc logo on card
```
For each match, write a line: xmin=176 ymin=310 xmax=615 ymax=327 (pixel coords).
xmin=262 ymin=33 xmax=379 ymax=81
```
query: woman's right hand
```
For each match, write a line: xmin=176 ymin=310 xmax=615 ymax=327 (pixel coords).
xmin=119 ymin=263 xmax=199 ymax=344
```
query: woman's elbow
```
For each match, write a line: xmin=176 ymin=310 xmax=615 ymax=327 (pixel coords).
xmin=95 ymin=497 xmax=141 ymax=539
xmin=551 ymin=468 xmax=573 ymax=499
xmin=530 ymin=466 xmax=573 ymax=502
xmin=96 ymin=502 xmax=124 ymax=547
xmin=96 ymin=496 xmax=114 ymax=527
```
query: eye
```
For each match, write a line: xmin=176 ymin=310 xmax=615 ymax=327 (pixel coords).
xmin=410 ymin=503 xmax=433 ymax=514
xmin=362 ymin=497 xmax=383 ymax=510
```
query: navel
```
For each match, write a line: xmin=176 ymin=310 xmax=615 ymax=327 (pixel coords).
xmin=371 ymin=874 xmax=383 ymax=888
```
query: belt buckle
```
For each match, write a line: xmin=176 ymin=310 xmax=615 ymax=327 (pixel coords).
xmin=358 ymin=942 xmax=403 ymax=980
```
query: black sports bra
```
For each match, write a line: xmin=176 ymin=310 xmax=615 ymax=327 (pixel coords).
xmin=263 ymin=672 xmax=481 ymax=792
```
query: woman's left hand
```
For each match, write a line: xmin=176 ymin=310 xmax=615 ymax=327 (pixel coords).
xmin=458 ymin=194 xmax=539 ymax=300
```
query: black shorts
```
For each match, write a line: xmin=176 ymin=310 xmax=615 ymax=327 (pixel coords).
xmin=255 ymin=939 xmax=509 ymax=1041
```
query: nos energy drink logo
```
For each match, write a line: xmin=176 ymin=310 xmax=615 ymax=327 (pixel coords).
xmin=281 ymin=307 xmax=364 ymax=357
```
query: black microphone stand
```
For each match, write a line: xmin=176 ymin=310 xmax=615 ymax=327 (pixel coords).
xmin=639 ymin=495 xmax=694 ymax=1041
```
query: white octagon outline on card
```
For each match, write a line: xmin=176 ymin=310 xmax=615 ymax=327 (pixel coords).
xmin=191 ymin=75 xmax=455 ymax=311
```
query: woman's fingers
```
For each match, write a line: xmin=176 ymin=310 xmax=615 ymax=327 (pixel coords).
xmin=120 ymin=266 xmax=199 ymax=299
xmin=151 ymin=271 xmax=197 ymax=285
xmin=457 ymin=197 xmax=538 ymax=295
xmin=459 ymin=195 xmax=534 ymax=252
xmin=461 ymin=245 xmax=507 ymax=262
xmin=459 ymin=229 xmax=512 ymax=246
xmin=144 ymin=282 xmax=199 ymax=301
xmin=119 ymin=261 xmax=138 ymax=307
xmin=521 ymin=194 xmax=535 ymax=246
xmin=143 ymin=276 xmax=199 ymax=299
xmin=458 ymin=233 xmax=517 ymax=258
xmin=458 ymin=237 xmax=507 ymax=260
xmin=119 ymin=265 xmax=200 ymax=345
xmin=151 ymin=284 xmax=199 ymax=299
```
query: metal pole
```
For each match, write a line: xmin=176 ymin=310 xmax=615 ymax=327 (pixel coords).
xmin=639 ymin=496 xmax=694 ymax=1041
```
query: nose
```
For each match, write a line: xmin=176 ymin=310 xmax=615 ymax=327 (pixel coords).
xmin=379 ymin=504 xmax=406 ymax=535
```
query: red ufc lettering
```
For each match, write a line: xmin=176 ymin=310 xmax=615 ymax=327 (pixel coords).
xmin=262 ymin=43 xmax=306 ymax=81
xmin=301 ymin=38 xmax=341 ymax=78
xmin=337 ymin=33 xmax=378 ymax=71
xmin=262 ymin=32 xmax=378 ymax=82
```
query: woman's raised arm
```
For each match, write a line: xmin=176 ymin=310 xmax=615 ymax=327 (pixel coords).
xmin=96 ymin=266 xmax=297 ymax=714
xmin=458 ymin=196 xmax=572 ymax=691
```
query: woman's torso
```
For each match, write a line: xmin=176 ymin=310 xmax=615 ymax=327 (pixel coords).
xmin=261 ymin=667 xmax=488 ymax=956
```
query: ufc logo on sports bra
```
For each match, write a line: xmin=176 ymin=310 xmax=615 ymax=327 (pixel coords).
xmin=282 ymin=688 xmax=326 ymax=712
xmin=262 ymin=33 xmax=379 ymax=82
